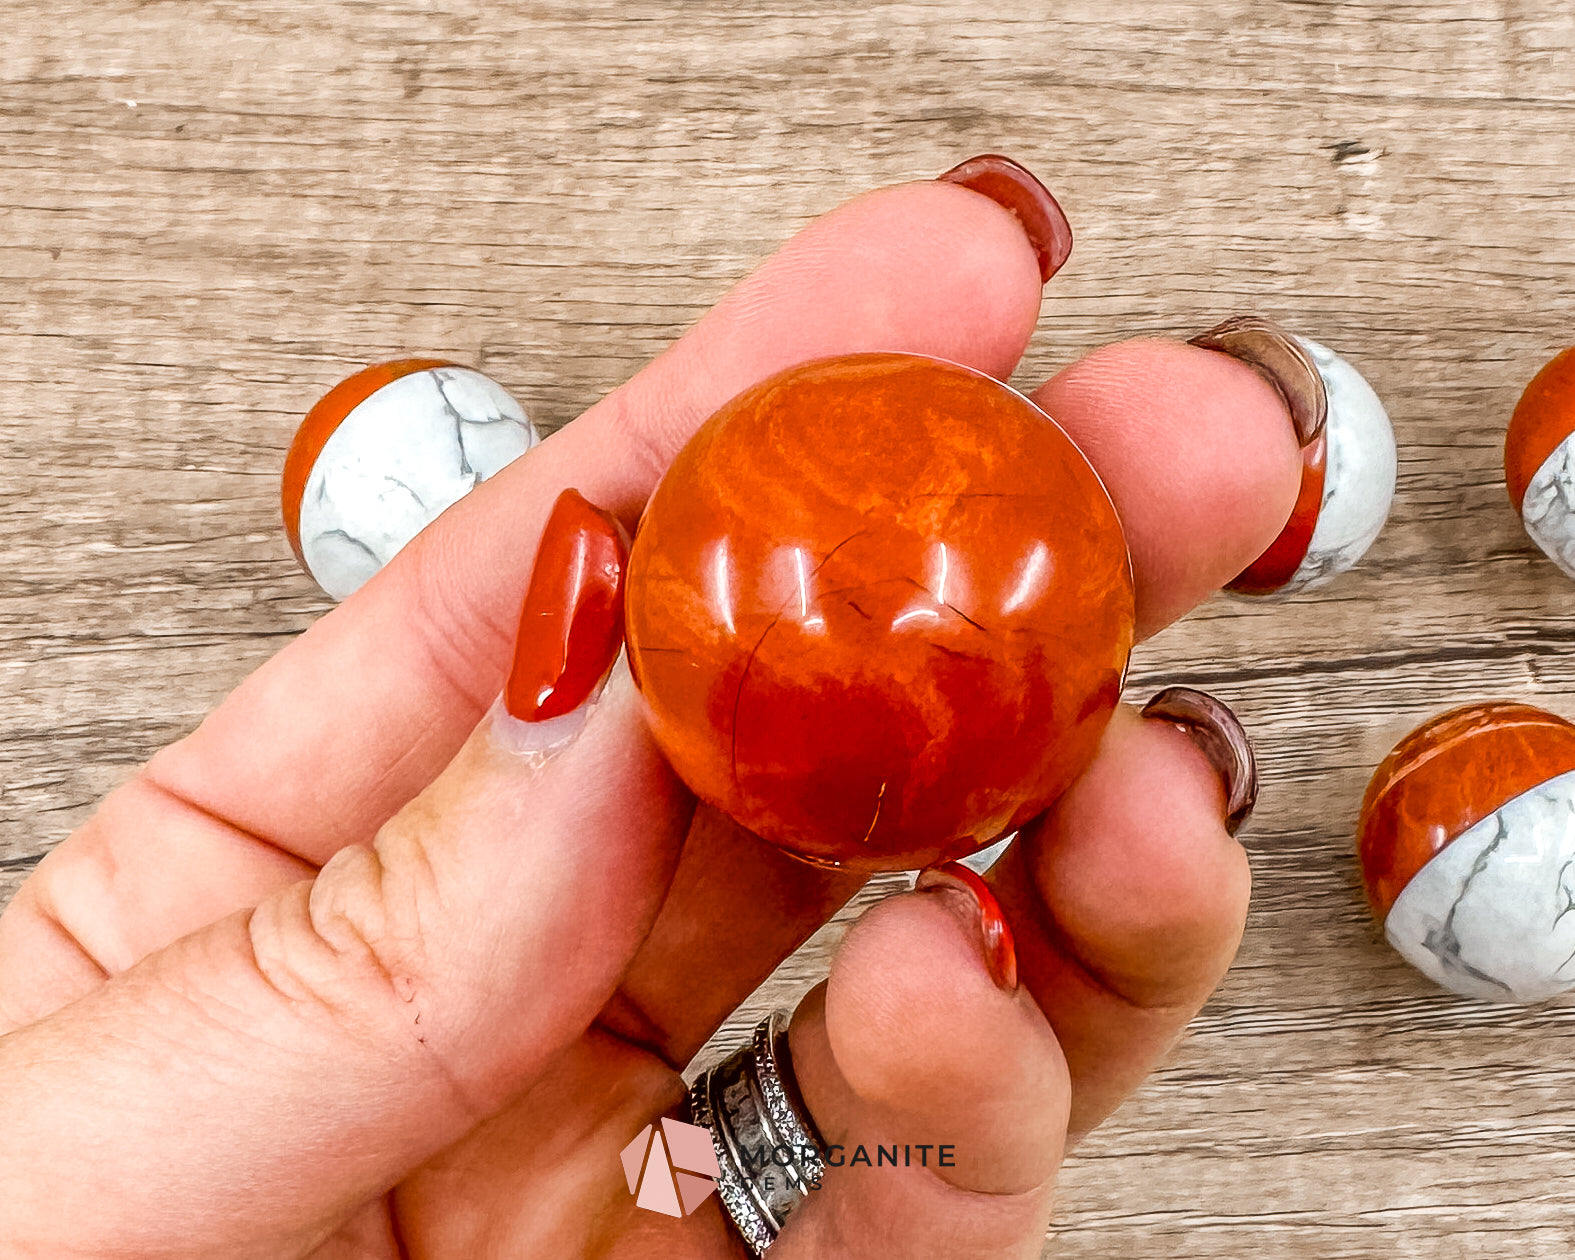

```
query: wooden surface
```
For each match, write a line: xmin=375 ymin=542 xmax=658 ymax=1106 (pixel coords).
xmin=5 ymin=2 xmax=1575 ymax=1255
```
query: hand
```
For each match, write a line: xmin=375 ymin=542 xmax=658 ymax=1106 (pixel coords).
xmin=0 ymin=160 xmax=1297 ymax=1258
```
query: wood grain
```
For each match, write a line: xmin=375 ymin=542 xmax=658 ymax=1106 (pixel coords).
xmin=6 ymin=1 xmax=1575 ymax=1255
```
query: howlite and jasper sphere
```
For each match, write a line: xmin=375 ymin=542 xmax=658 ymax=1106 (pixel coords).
xmin=1506 ymin=347 xmax=1575 ymax=577
xmin=1357 ymin=702 xmax=1575 ymax=1002
xmin=1229 ymin=338 xmax=1397 ymax=598
xmin=624 ymin=352 xmax=1135 ymax=871
xmin=283 ymin=359 xmax=539 ymax=600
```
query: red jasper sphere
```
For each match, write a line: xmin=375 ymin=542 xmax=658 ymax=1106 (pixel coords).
xmin=624 ymin=352 xmax=1135 ymax=871
xmin=1505 ymin=346 xmax=1575 ymax=579
xmin=1356 ymin=701 xmax=1575 ymax=1003
xmin=1357 ymin=701 xmax=1575 ymax=920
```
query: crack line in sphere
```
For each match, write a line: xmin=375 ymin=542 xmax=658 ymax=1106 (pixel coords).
xmin=943 ymin=601 xmax=988 ymax=634
xmin=909 ymin=491 xmax=1040 ymax=502
xmin=898 ymin=575 xmax=990 ymax=635
xmin=859 ymin=781 xmax=888 ymax=847
xmin=730 ymin=612 xmax=784 ymax=792
xmin=722 ymin=532 xmax=986 ymax=801
xmin=810 ymin=531 xmax=870 ymax=577
xmin=726 ymin=531 xmax=873 ymax=792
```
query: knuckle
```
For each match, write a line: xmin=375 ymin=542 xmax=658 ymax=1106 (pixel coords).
xmin=250 ymin=836 xmax=439 ymax=1033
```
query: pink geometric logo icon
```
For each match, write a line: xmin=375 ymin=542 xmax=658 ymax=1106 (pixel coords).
xmin=622 ymin=1117 xmax=720 ymax=1218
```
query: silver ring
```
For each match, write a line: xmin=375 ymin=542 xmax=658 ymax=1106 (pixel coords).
xmin=753 ymin=1010 xmax=825 ymax=1190
xmin=687 ymin=1010 xmax=826 ymax=1255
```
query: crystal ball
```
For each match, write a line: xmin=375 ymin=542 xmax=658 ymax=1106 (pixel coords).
xmin=624 ymin=352 xmax=1135 ymax=871
xmin=283 ymin=359 xmax=539 ymax=600
xmin=1228 ymin=338 xmax=1397 ymax=599
xmin=1357 ymin=701 xmax=1575 ymax=1002
xmin=1506 ymin=346 xmax=1575 ymax=578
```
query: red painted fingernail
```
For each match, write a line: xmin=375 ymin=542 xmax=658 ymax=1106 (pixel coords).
xmin=915 ymin=862 xmax=1018 ymax=991
xmin=1141 ymin=687 xmax=1260 ymax=836
xmin=937 ymin=153 xmax=1073 ymax=283
xmin=505 ymin=489 xmax=629 ymax=722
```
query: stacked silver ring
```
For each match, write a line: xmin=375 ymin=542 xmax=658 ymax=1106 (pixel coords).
xmin=687 ymin=1010 xmax=826 ymax=1255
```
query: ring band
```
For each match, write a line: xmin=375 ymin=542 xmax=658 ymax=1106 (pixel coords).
xmin=687 ymin=1010 xmax=826 ymax=1255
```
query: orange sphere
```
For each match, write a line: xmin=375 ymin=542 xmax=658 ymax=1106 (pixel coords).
xmin=1356 ymin=701 xmax=1575 ymax=920
xmin=1505 ymin=347 xmax=1575 ymax=513
xmin=624 ymin=352 xmax=1135 ymax=870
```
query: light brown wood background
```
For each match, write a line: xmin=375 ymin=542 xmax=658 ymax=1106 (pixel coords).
xmin=4 ymin=1 xmax=1575 ymax=1255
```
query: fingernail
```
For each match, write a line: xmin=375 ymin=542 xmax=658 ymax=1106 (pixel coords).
xmin=1141 ymin=687 xmax=1259 ymax=836
xmin=503 ymin=489 xmax=629 ymax=725
xmin=1188 ymin=315 xmax=1327 ymax=447
xmin=915 ymin=861 xmax=1018 ymax=991
xmin=937 ymin=153 xmax=1073 ymax=284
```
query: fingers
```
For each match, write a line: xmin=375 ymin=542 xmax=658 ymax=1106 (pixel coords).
xmin=1031 ymin=336 xmax=1304 ymax=639
xmin=598 ymin=805 xmax=867 ymax=1066
xmin=988 ymin=701 xmax=1253 ymax=1140
xmin=0 ymin=798 xmax=317 ymax=1031
xmin=0 ymin=168 xmax=1049 ymax=1022
xmin=0 ymin=324 xmax=1305 ymax=1076
xmin=0 ymin=667 xmax=690 ymax=1257
xmin=600 ymin=328 xmax=1307 ymax=1068
xmin=779 ymin=879 xmax=1067 ymax=1259
xmin=155 ymin=173 xmax=1050 ymax=863
xmin=363 ymin=878 xmax=1065 ymax=1260
xmin=888 ymin=329 xmax=1304 ymax=1134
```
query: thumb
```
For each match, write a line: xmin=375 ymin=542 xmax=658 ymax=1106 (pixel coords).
xmin=779 ymin=865 xmax=1069 ymax=1259
xmin=0 ymin=493 xmax=692 ymax=1260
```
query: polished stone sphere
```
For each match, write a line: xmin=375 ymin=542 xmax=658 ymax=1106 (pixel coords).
xmin=1505 ymin=346 xmax=1575 ymax=578
xmin=1228 ymin=337 xmax=1397 ymax=599
xmin=1357 ymin=701 xmax=1575 ymax=1002
xmin=283 ymin=359 xmax=539 ymax=600
xmin=624 ymin=352 xmax=1135 ymax=871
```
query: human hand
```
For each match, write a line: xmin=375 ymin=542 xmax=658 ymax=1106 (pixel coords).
xmin=0 ymin=158 xmax=1299 ymax=1258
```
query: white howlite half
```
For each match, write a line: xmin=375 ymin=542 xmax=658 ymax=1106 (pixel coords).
xmin=299 ymin=367 xmax=539 ymax=600
xmin=1385 ymin=767 xmax=1575 ymax=1003
xmin=1277 ymin=337 xmax=1398 ymax=595
xmin=955 ymin=832 xmax=1015 ymax=875
xmin=1520 ymin=435 xmax=1575 ymax=579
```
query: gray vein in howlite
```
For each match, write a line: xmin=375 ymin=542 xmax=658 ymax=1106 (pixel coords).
xmin=1420 ymin=814 xmax=1514 ymax=997
xmin=1552 ymin=856 xmax=1575 ymax=930
xmin=1554 ymin=794 xmax=1575 ymax=980
xmin=1523 ymin=442 xmax=1575 ymax=578
xmin=1278 ymin=337 xmax=1397 ymax=597
xmin=432 ymin=369 xmax=481 ymax=488
xmin=381 ymin=475 xmax=428 ymax=513
xmin=1387 ymin=769 xmax=1575 ymax=1002
xmin=433 ymin=366 xmax=533 ymax=490
xmin=310 ymin=529 xmax=379 ymax=564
